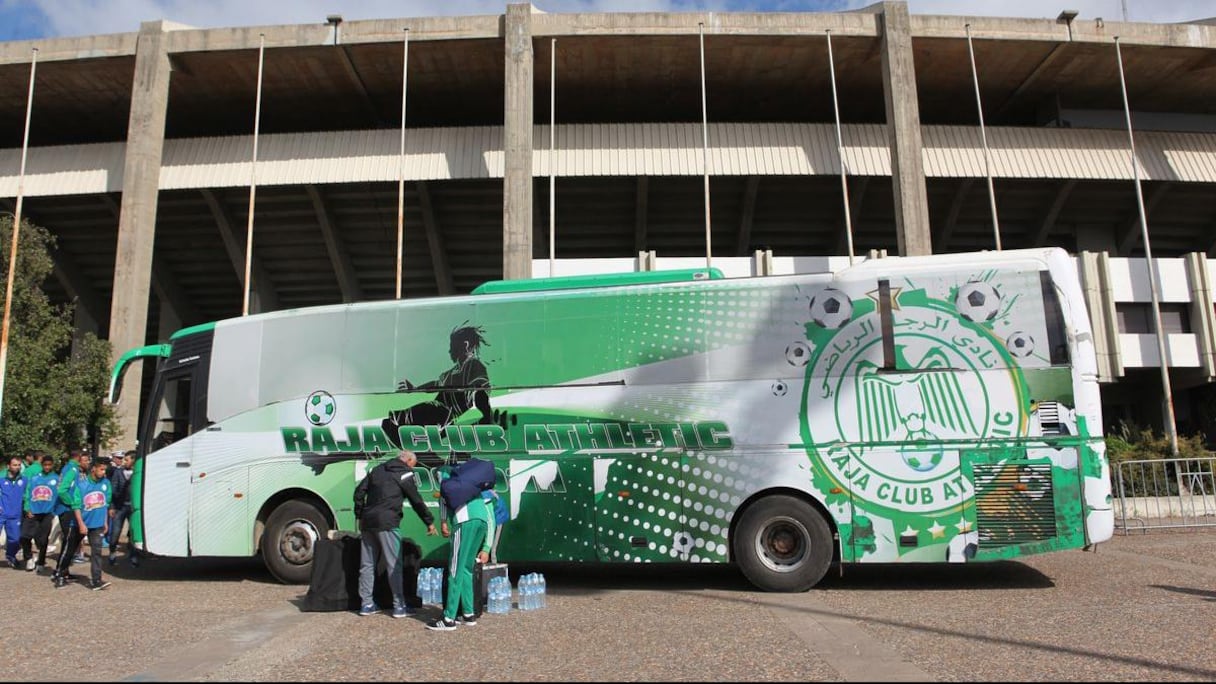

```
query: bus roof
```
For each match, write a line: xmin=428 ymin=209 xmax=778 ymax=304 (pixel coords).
xmin=470 ymin=267 xmax=724 ymax=296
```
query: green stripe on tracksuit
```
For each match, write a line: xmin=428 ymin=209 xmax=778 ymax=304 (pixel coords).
xmin=444 ymin=496 xmax=495 ymax=621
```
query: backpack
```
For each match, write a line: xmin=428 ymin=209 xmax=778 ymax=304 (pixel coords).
xmin=482 ymin=489 xmax=509 ymax=526
xmin=439 ymin=457 xmax=496 ymax=511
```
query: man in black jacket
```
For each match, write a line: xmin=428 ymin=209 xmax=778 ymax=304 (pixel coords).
xmin=353 ymin=449 xmax=436 ymax=618
xmin=107 ymin=450 xmax=140 ymax=567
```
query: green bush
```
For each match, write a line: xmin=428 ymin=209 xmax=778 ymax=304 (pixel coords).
xmin=1106 ymin=421 xmax=1213 ymax=497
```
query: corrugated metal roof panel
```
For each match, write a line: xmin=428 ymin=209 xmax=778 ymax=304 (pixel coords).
xmin=0 ymin=123 xmax=1213 ymax=197
xmin=0 ymin=142 xmax=125 ymax=196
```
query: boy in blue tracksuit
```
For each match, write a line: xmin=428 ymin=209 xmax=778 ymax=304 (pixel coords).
xmin=21 ymin=454 xmax=59 ymax=570
xmin=1 ymin=456 xmax=26 ymax=567
xmin=54 ymin=457 xmax=111 ymax=590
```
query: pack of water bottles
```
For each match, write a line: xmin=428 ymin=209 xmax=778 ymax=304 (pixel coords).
xmin=484 ymin=572 xmax=546 ymax=614
xmin=517 ymin=572 xmax=547 ymax=611
xmin=486 ymin=575 xmax=512 ymax=614
xmin=417 ymin=566 xmax=443 ymax=605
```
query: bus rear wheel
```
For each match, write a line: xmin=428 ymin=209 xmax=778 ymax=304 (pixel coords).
xmin=732 ymin=494 xmax=833 ymax=592
xmin=262 ymin=500 xmax=329 ymax=584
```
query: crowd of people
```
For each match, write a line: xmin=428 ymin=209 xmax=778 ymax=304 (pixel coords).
xmin=0 ymin=448 xmax=140 ymax=591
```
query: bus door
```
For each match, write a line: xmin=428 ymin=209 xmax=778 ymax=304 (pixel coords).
xmin=140 ymin=368 xmax=198 ymax=556
xmin=595 ymin=448 xmax=686 ymax=563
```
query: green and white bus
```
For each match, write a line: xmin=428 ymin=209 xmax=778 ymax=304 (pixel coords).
xmin=109 ymin=247 xmax=1112 ymax=590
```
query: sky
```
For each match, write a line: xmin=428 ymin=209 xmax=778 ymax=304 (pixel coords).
xmin=0 ymin=0 xmax=1211 ymax=41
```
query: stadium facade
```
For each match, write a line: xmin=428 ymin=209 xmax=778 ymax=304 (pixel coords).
xmin=0 ymin=1 xmax=1214 ymax=444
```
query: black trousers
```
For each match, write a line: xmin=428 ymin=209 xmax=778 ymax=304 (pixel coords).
xmin=20 ymin=513 xmax=53 ymax=565
xmin=54 ymin=524 xmax=104 ymax=583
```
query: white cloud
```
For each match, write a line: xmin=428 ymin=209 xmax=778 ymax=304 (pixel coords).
xmin=12 ymin=0 xmax=1214 ymax=39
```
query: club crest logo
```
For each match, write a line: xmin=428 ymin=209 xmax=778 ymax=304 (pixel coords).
xmin=30 ymin=484 xmax=53 ymax=502
xmin=83 ymin=490 xmax=107 ymax=512
xmin=799 ymin=285 xmax=1028 ymax=517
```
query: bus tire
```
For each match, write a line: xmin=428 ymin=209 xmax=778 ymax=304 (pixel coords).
xmin=261 ymin=500 xmax=329 ymax=584
xmin=732 ymin=494 xmax=833 ymax=592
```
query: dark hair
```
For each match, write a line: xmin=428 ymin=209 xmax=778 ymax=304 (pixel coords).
xmin=93 ymin=457 xmax=111 ymax=468
xmin=40 ymin=454 xmax=54 ymax=464
xmin=124 ymin=450 xmax=136 ymax=458
xmin=450 ymin=322 xmax=488 ymax=354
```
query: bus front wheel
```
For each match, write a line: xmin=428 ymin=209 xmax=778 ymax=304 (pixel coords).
xmin=262 ymin=500 xmax=329 ymax=584
xmin=732 ymin=494 xmax=833 ymax=592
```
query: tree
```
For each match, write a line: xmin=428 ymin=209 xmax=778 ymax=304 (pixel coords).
xmin=0 ymin=214 xmax=117 ymax=456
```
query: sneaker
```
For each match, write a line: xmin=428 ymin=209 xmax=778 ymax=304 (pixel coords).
xmin=129 ymin=556 xmax=140 ymax=568
xmin=53 ymin=576 xmax=67 ymax=589
xmin=25 ymin=559 xmax=35 ymax=572
xmin=108 ymin=554 xmax=118 ymax=566
xmin=5 ymin=557 xmax=15 ymax=568
xmin=425 ymin=617 xmax=458 ymax=631
xmin=72 ymin=554 xmax=86 ymax=564
xmin=357 ymin=602 xmax=379 ymax=616
xmin=455 ymin=614 xmax=478 ymax=626
xmin=391 ymin=606 xmax=415 ymax=619
xmin=90 ymin=580 xmax=112 ymax=591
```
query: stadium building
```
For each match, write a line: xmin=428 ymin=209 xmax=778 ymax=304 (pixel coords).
xmin=0 ymin=2 xmax=1214 ymax=443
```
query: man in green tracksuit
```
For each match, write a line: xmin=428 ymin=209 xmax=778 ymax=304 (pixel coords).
xmin=426 ymin=492 xmax=495 ymax=631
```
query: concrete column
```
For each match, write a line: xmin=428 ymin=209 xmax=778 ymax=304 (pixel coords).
xmin=1078 ymin=250 xmax=1123 ymax=382
xmin=108 ymin=21 xmax=173 ymax=445
xmin=1184 ymin=252 xmax=1216 ymax=382
xmin=878 ymin=1 xmax=931 ymax=256
xmin=503 ymin=3 xmax=534 ymax=280
xmin=70 ymin=306 xmax=99 ymax=360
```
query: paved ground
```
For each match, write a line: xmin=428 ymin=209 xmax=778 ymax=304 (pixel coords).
xmin=0 ymin=531 xmax=1213 ymax=682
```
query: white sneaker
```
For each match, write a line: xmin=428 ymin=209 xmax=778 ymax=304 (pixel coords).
xmin=25 ymin=558 xmax=35 ymax=571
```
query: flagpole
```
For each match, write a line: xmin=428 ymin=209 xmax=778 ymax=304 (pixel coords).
xmin=698 ymin=22 xmax=712 ymax=270
xmin=549 ymin=38 xmax=556 ymax=278
xmin=242 ymin=34 xmax=265 ymax=316
xmin=0 ymin=47 xmax=37 ymax=424
xmin=396 ymin=28 xmax=409 ymax=299
xmin=966 ymin=24 xmax=1001 ymax=251
xmin=1115 ymin=36 xmax=1177 ymax=456
xmin=825 ymin=30 xmax=855 ymax=266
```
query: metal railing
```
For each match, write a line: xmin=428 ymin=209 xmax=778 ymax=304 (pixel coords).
xmin=1113 ymin=457 xmax=1216 ymax=533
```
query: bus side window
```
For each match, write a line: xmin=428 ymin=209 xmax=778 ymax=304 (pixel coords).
xmin=1040 ymin=271 xmax=1070 ymax=365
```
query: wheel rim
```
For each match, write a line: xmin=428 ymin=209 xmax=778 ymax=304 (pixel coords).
xmin=753 ymin=515 xmax=810 ymax=574
xmin=278 ymin=518 xmax=319 ymax=566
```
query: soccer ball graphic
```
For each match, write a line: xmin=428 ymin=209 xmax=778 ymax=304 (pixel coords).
xmin=785 ymin=341 xmax=812 ymax=366
xmin=771 ymin=380 xmax=788 ymax=396
xmin=808 ymin=288 xmax=853 ymax=329
xmin=955 ymin=281 xmax=1002 ymax=323
xmin=1006 ymin=331 xmax=1035 ymax=358
xmin=305 ymin=391 xmax=336 ymax=426
xmin=900 ymin=446 xmax=944 ymax=473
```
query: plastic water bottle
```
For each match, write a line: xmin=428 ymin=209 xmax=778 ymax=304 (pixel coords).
xmin=424 ymin=567 xmax=437 ymax=605
xmin=431 ymin=568 xmax=443 ymax=605
xmin=524 ymin=573 xmax=537 ymax=611
xmin=537 ymin=573 xmax=546 ymax=609
xmin=518 ymin=574 xmax=530 ymax=611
